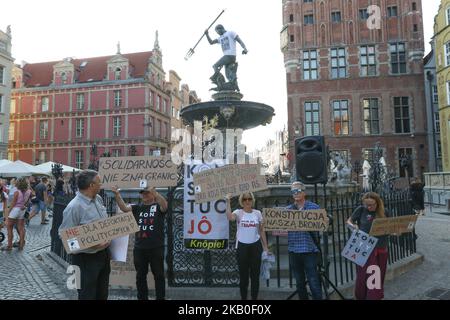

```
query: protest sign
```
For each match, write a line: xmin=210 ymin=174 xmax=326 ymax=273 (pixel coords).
xmin=98 ymin=156 xmax=178 ymax=189
xmin=193 ymin=164 xmax=268 ymax=204
xmin=184 ymin=161 xmax=229 ymax=250
xmin=59 ymin=212 xmax=139 ymax=254
xmin=342 ymin=230 xmax=378 ymax=267
xmin=369 ymin=215 xmax=418 ymax=236
xmin=263 ymin=208 xmax=329 ymax=232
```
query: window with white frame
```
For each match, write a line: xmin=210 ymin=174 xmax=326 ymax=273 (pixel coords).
xmin=433 ymin=85 xmax=439 ymax=103
xmin=113 ymin=116 xmax=121 ymax=137
xmin=0 ymin=94 xmax=3 ymax=112
xmin=435 ymin=112 xmax=440 ymax=133
xmin=0 ymin=65 xmax=4 ymax=85
xmin=41 ymin=96 xmax=49 ymax=112
xmin=10 ymin=99 xmax=16 ymax=113
xmin=363 ymin=98 xmax=380 ymax=135
xmin=149 ymin=90 xmax=154 ymax=106
xmin=303 ymin=50 xmax=318 ymax=80
xmin=333 ymin=100 xmax=350 ymax=136
xmin=390 ymin=43 xmax=406 ymax=74
xmin=305 ymin=101 xmax=321 ymax=136
xmin=38 ymin=151 xmax=46 ymax=164
xmin=40 ymin=120 xmax=49 ymax=139
xmin=437 ymin=140 xmax=442 ymax=158
xmin=75 ymin=150 xmax=84 ymax=169
xmin=8 ymin=122 xmax=14 ymax=141
xmin=447 ymin=82 xmax=450 ymax=105
xmin=114 ymin=90 xmax=122 ymax=107
xmin=76 ymin=93 xmax=85 ymax=110
xmin=172 ymin=106 xmax=176 ymax=118
xmin=331 ymin=48 xmax=346 ymax=79
xmin=115 ymin=67 xmax=121 ymax=80
xmin=112 ymin=149 xmax=122 ymax=157
xmin=8 ymin=152 xmax=14 ymax=161
xmin=447 ymin=7 xmax=450 ymax=25
xmin=156 ymin=95 xmax=160 ymax=111
xmin=163 ymin=99 xmax=167 ymax=114
xmin=360 ymin=45 xmax=376 ymax=76
xmin=445 ymin=42 xmax=450 ymax=66
xmin=61 ymin=72 xmax=67 ymax=85
xmin=76 ymin=118 xmax=85 ymax=138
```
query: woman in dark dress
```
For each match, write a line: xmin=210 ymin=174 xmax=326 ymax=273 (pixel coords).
xmin=410 ymin=178 xmax=425 ymax=215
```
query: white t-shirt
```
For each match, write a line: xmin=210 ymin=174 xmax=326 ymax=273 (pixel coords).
xmin=218 ymin=31 xmax=238 ymax=56
xmin=0 ymin=192 xmax=9 ymax=211
xmin=233 ymin=209 xmax=263 ymax=247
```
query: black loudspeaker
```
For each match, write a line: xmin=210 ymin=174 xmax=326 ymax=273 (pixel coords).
xmin=295 ymin=136 xmax=328 ymax=184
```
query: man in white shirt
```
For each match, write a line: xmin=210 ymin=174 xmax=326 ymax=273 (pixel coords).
xmin=205 ymin=24 xmax=248 ymax=91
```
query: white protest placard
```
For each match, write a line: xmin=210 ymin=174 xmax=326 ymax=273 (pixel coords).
xmin=98 ymin=156 xmax=178 ymax=189
xmin=342 ymin=229 xmax=378 ymax=267
xmin=184 ymin=161 xmax=229 ymax=250
xmin=263 ymin=208 xmax=329 ymax=232
xmin=59 ymin=212 xmax=139 ymax=254
xmin=193 ymin=164 xmax=268 ymax=204
xmin=109 ymin=235 xmax=129 ymax=262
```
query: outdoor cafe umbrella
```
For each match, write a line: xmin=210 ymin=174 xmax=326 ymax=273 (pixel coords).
xmin=34 ymin=161 xmax=80 ymax=175
xmin=0 ymin=160 xmax=49 ymax=177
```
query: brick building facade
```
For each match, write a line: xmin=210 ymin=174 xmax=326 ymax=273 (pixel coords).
xmin=9 ymin=35 xmax=198 ymax=168
xmin=282 ymin=0 xmax=428 ymax=179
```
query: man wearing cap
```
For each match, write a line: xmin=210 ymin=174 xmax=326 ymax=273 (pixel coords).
xmin=112 ymin=185 xmax=168 ymax=300
xmin=286 ymin=181 xmax=323 ymax=300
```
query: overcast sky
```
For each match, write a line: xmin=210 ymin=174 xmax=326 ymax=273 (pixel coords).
xmin=2 ymin=0 xmax=441 ymax=152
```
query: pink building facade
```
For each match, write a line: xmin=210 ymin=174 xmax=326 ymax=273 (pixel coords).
xmin=9 ymin=40 xmax=180 ymax=169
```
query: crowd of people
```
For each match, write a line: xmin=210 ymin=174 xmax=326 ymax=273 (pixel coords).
xmin=0 ymin=175 xmax=69 ymax=251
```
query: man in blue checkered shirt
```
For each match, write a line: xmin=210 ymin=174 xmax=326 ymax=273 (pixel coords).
xmin=286 ymin=181 xmax=323 ymax=300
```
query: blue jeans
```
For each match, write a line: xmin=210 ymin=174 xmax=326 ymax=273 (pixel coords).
xmin=289 ymin=252 xmax=323 ymax=300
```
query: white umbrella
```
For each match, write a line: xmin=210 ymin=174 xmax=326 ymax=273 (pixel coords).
xmin=0 ymin=160 xmax=49 ymax=177
xmin=0 ymin=159 xmax=13 ymax=167
xmin=35 ymin=161 xmax=80 ymax=175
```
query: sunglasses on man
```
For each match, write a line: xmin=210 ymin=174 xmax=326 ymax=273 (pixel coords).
xmin=291 ymin=189 xmax=304 ymax=195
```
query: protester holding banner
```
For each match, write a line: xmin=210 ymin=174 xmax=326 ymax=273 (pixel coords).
xmin=59 ymin=170 xmax=111 ymax=300
xmin=347 ymin=192 xmax=389 ymax=300
xmin=112 ymin=185 xmax=168 ymax=300
xmin=286 ymin=181 xmax=323 ymax=300
xmin=225 ymin=192 xmax=269 ymax=300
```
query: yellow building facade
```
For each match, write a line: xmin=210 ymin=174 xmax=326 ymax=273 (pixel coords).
xmin=435 ymin=0 xmax=450 ymax=171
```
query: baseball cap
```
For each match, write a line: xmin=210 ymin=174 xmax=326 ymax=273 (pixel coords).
xmin=139 ymin=187 xmax=152 ymax=194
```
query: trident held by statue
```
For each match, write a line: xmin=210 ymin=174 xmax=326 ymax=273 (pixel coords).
xmin=184 ymin=9 xmax=225 ymax=61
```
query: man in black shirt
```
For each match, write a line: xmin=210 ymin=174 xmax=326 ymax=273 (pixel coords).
xmin=29 ymin=177 xmax=49 ymax=224
xmin=112 ymin=186 xmax=168 ymax=300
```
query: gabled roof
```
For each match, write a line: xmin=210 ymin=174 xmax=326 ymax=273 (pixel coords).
xmin=22 ymin=51 xmax=153 ymax=87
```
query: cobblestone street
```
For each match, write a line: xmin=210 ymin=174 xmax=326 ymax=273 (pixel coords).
xmin=0 ymin=214 xmax=69 ymax=300
xmin=1 ymin=207 xmax=449 ymax=300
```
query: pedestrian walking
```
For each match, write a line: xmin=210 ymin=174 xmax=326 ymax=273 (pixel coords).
xmin=28 ymin=177 xmax=50 ymax=224
xmin=59 ymin=170 xmax=110 ymax=300
xmin=347 ymin=192 xmax=389 ymax=300
xmin=2 ymin=177 xmax=31 ymax=251
xmin=112 ymin=185 xmax=168 ymax=300
xmin=286 ymin=181 xmax=323 ymax=300
xmin=225 ymin=192 xmax=269 ymax=300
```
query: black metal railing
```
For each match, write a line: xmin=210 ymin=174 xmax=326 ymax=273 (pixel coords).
xmin=50 ymin=186 xmax=416 ymax=290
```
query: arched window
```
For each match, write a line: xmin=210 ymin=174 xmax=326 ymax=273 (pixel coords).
xmin=61 ymin=72 xmax=67 ymax=84
xmin=115 ymin=67 xmax=122 ymax=80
